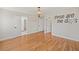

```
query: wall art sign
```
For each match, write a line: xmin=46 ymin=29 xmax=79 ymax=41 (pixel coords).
xmin=55 ymin=13 xmax=79 ymax=24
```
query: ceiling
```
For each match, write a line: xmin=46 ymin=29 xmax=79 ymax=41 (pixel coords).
xmin=0 ymin=7 xmax=79 ymax=16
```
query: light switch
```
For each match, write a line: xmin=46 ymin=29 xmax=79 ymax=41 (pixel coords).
xmin=14 ymin=25 xmax=17 ymax=29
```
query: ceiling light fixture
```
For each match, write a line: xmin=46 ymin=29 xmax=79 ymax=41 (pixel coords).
xmin=37 ymin=7 xmax=42 ymax=18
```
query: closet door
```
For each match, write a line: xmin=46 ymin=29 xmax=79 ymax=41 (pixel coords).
xmin=44 ymin=16 xmax=52 ymax=39
xmin=44 ymin=16 xmax=51 ymax=33
xmin=37 ymin=17 xmax=44 ymax=32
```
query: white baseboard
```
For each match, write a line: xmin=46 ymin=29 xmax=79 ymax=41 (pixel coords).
xmin=0 ymin=31 xmax=44 ymax=41
xmin=0 ymin=34 xmax=22 ymax=41
xmin=52 ymin=33 xmax=79 ymax=41
xmin=44 ymin=31 xmax=51 ymax=33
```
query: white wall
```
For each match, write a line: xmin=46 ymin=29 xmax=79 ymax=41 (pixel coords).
xmin=28 ymin=16 xmax=44 ymax=34
xmin=0 ymin=9 xmax=23 ymax=41
xmin=0 ymin=8 xmax=44 ymax=41
xmin=52 ymin=8 xmax=79 ymax=41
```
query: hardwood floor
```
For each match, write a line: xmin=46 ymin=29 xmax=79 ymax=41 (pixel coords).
xmin=0 ymin=32 xmax=79 ymax=51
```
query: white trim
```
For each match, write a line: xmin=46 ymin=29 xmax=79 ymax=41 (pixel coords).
xmin=0 ymin=31 xmax=44 ymax=41
xmin=44 ymin=30 xmax=51 ymax=34
xmin=0 ymin=34 xmax=22 ymax=41
xmin=52 ymin=33 xmax=79 ymax=41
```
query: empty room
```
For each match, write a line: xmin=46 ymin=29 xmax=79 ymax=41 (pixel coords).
xmin=0 ymin=7 xmax=79 ymax=51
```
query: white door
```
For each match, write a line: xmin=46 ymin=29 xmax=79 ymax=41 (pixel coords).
xmin=44 ymin=16 xmax=51 ymax=33
xmin=38 ymin=17 xmax=44 ymax=32
xmin=21 ymin=16 xmax=28 ymax=35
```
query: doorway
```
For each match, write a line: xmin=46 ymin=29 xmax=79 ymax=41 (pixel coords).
xmin=21 ymin=16 xmax=28 ymax=35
